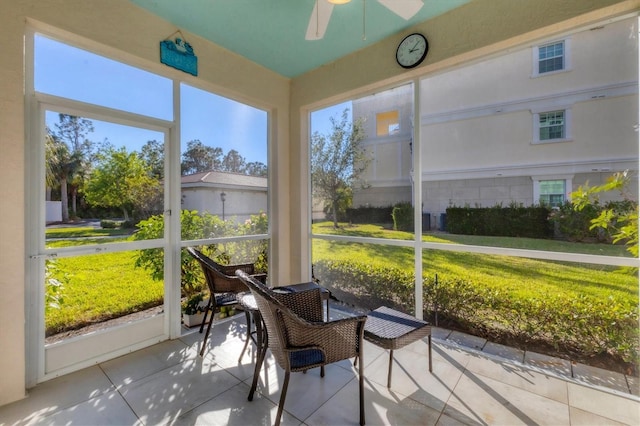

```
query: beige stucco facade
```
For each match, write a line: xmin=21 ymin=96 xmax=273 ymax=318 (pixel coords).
xmin=351 ymin=16 xmax=638 ymax=225
xmin=1 ymin=0 xmax=637 ymax=407
xmin=181 ymin=171 xmax=268 ymax=222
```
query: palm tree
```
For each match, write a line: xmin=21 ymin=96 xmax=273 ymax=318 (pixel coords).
xmin=46 ymin=130 xmax=82 ymax=222
xmin=47 ymin=114 xmax=94 ymax=221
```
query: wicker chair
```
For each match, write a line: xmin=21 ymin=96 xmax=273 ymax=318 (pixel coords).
xmin=186 ymin=247 xmax=267 ymax=356
xmin=236 ymin=270 xmax=367 ymax=426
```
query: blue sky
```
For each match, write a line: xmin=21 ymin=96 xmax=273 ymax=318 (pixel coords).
xmin=35 ymin=34 xmax=348 ymax=166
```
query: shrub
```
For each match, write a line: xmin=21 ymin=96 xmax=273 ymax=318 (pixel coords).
xmin=314 ymin=259 xmax=638 ymax=364
xmin=572 ymin=171 xmax=638 ymax=258
xmin=347 ymin=206 xmax=394 ymax=224
xmin=120 ymin=219 xmax=136 ymax=229
xmin=100 ymin=219 xmax=118 ymax=229
xmin=549 ymin=201 xmax=604 ymax=242
xmin=392 ymin=202 xmax=413 ymax=232
xmin=446 ymin=204 xmax=552 ymax=238
xmin=133 ymin=209 xmax=269 ymax=296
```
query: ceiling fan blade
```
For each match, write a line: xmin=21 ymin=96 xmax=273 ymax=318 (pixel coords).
xmin=305 ymin=0 xmax=335 ymax=40
xmin=378 ymin=0 xmax=424 ymax=20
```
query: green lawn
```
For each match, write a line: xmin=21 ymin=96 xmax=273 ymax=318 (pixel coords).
xmin=45 ymin=233 xmax=163 ymax=336
xmin=45 ymin=226 xmax=133 ymax=239
xmin=312 ymin=222 xmax=637 ymax=305
xmin=313 ymin=221 xmax=631 ymax=256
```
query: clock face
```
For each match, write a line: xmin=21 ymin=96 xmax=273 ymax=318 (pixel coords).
xmin=396 ymin=33 xmax=429 ymax=69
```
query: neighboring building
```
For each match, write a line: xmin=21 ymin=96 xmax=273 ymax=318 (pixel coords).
xmin=353 ymin=17 xmax=639 ymax=229
xmin=181 ymin=170 xmax=267 ymax=222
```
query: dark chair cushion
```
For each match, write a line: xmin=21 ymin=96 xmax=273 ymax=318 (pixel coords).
xmin=289 ymin=349 xmax=325 ymax=369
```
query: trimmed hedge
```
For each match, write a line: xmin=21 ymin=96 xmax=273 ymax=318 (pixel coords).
xmin=313 ymin=259 xmax=638 ymax=364
xmin=446 ymin=205 xmax=553 ymax=238
xmin=347 ymin=206 xmax=394 ymax=224
xmin=392 ymin=202 xmax=413 ymax=232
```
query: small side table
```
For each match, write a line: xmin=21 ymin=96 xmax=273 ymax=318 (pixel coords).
xmin=237 ymin=292 xmax=264 ymax=363
xmin=237 ymin=282 xmax=331 ymax=362
xmin=364 ymin=306 xmax=432 ymax=388
xmin=274 ymin=281 xmax=331 ymax=321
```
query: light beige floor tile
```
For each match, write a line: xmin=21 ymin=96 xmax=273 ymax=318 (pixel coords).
xmin=179 ymin=316 xmax=248 ymax=351
xmin=572 ymin=362 xmax=630 ymax=394
xmin=252 ymin=362 xmax=356 ymax=421
xmin=436 ymin=411 xmax=479 ymax=426
xmin=0 ymin=366 xmax=114 ymax=425
xmin=201 ymin=335 xmax=259 ymax=382
xmin=119 ymin=355 xmax=241 ymax=425
xmin=173 ymin=382 xmax=302 ymax=426
xmin=524 ymin=350 xmax=572 ymax=378
xmin=447 ymin=331 xmax=486 ymax=351
xmin=567 ymin=382 xmax=640 ymax=425
xmin=569 ymin=406 xmax=630 ymax=426
xmin=432 ymin=344 xmax=473 ymax=369
xmin=464 ymin=354 xmax=568 ymax=404
xmin=432 ymin=327 xmax=452 ymax=341
xmin=445 ymin=370 xmax=570 ymax=425
xmin=307 ymin=377 xmax=442 ymax=426
xmin=100 ymin=339 xmax=193 ymax=388
xmin=365 ymin=348 xmax=462 ymax=411
xmin=402 ymin=334 xmax=434 ymax=356
xmin=482 ymin=341 xmax=524 ymax=363
xmin=361 ymin=340 xmax=387 ymax=367
xmin=29 ymin=390 xmax=140 ymax=426
xmin=627 ymin=375 xmax=639 ymax=397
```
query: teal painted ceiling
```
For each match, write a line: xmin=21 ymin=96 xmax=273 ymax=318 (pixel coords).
xmin=129 ymin=0 xmax=470 ymax=78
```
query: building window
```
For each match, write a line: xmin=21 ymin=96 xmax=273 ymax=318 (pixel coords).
xmin=533 ymin=108 xmax=571 ymax=143
xmin=539 ymin=41 xmax=564 ymax=73
xmin=532 ymin=177 xmax=572 ymax=208
xmin=376 ymin=110 xmax=399 ymax=136
xmin=532 ymin=39 xmax=570 ymax=77
xmin=539 ymin=110 xmax=565 ymax=140
xmin=538 ymin=180 xmax=567 ymax=207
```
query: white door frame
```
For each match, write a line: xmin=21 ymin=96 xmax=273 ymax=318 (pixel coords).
xmin=25 ymin=94 xmax=179 ymax=385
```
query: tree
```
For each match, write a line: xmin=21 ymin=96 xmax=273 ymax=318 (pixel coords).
xmin=52 ymin=114 xmax=94 ymax=219
xmin=221 ymin=149 xmax=246 ymax=173
xmin=181 ymin=140 xmax=223 ymax=174
xmin=45 ymin=133 xmax=62 ymax=198
xmin=84 ymin=147 xmax=161 ymax=220
xmin=311 ymin=108 xmax=369 ymax=228
xmin=46 ymin=128 xmax=82 ymax=221
xmin=245 ymin=161 xmax=268 ymax=177
xmin=139 ymin=139 xmax=165 ymax=179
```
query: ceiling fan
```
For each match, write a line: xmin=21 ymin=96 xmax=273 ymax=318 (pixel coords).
xmin=306 ymin=0 xmax=424 ymax=40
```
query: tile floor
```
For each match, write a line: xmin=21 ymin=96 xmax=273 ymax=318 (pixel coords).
xmin=1 ymin=307 xmax=639 ymax=426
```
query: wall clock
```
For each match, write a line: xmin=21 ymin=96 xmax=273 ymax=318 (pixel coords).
xmin=396 ymin=33 xmax=429 ymax=69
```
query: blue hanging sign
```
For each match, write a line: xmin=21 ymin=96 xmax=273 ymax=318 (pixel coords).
xmin=160 ymin=32 xmax=197 ymax=76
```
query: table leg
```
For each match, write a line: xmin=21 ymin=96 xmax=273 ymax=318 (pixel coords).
xmin=326 ymin=299 xmax=330 ymax=321
xmin=238 ymin=310 xmax=252 ymax=362
xmin=428 ymin=334 xmax=432 ymax=372
xmin=387 ymin=349 xmax=394 ymax=388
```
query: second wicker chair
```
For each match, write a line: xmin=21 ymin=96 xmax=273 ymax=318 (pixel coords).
xmin=186 ymin=247 xmax=266 ymax=356
xmin=236 ymin=270 xmax=367 ymax=426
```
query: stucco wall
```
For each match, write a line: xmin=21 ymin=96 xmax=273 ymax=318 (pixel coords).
xmin=0 ymin=0 xmax=289 ymax=407
xmin=181 ymin=188 xmax=268 ymax=222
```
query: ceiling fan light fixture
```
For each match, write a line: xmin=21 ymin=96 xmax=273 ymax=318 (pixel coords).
xmin=328 ymin=0 xmax=351 ymax=4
